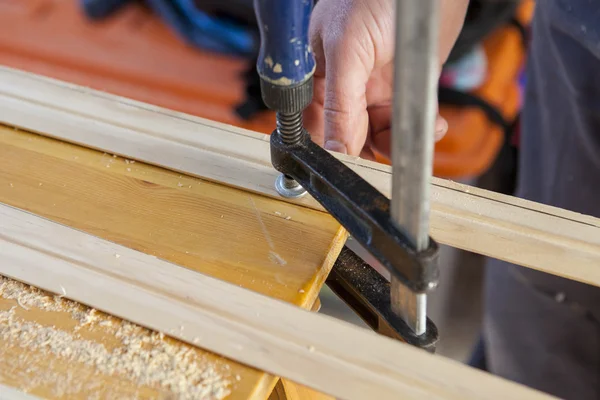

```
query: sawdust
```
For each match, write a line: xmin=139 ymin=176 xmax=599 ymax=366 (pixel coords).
xmin=0 ymin=276 xmax=233 ymax=399
xmin=0 ymin=349 xmax=117 ymax=399
xmin=0 ymin=278 xmax=71 ymax=314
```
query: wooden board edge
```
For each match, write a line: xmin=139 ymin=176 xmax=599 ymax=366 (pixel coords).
xmin=0 ymin=66 xmax=599 ymax=288
xmin=0 ymin=203 xmax=556 ymax=400
xmin=0 ymin=383 xmax=43 ymax=400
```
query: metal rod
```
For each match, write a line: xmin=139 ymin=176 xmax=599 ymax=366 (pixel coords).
xmin=390 ymin=0 xmax=440 ymax=336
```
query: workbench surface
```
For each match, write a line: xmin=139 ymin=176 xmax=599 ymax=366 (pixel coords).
xmin=0 ymin=125 xmax=345 ymax=399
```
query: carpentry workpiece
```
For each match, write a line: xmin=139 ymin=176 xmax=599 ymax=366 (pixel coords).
xmin=1 ymin=66 xmax=598 ymax=287
xmin=0 ymin=383 xmax=42 ymax=400
xmin=0 ymin=124 xmax=344 ymax=398
xmin=0 ymin=203 xmax=556 ymax=400
xmin=0 ymin=66 xmax=599 ymax=399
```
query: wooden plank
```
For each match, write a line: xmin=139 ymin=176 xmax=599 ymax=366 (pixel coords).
xmin=0 ymin=66 xmax=598 ymax=287
xmin=271 ymin=380 xmax=336 ymax=400
xmin=0 ymin=125 xmax=345 ymax=399
xmin=0 ymin=285 xmax=249 ymax=400
xmin=0 ymin=383 xmax=43 ymax=400
xmin=0 ymin=203 xmax=555 ymax=400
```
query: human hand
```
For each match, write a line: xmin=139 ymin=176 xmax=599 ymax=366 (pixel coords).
xmin=304 ymin=0 xmax=469 ymax=159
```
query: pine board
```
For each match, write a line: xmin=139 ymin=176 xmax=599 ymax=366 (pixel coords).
xmin=0 ymin=125 xmax=346 ymax=399
xmin=0 ymin=66 xmax=598 ymax=287
xmin=0 ymin=203 xmax=555 ymax=400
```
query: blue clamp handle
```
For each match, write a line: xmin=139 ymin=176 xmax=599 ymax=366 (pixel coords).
xmin=254 ymin=0 xmax=316 ymax=88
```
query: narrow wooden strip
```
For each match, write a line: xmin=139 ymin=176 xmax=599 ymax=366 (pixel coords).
xmin=0 ymin=383 xmax=42 ymax=400
xmin=0 ymin=203 xmax=553 ymax=400
xmin=0 ymin=66 xmax=599 ymax=287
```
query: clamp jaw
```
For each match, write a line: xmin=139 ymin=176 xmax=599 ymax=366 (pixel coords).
xmin=270 ymin=132 xmax=440 ymax=295
xmin=327 ymin=246 xmax=438 ymax=351
xmin=254 ymin=0 xmax=441 ymax=351
xmin=269 ymin=122 xmax=441 ymax=352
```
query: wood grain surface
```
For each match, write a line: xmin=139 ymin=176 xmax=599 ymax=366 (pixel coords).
xmin=0 ymin=125 xmax=346 ymax=399
xmin=0 ymin=202 xmax=555 ymax=400
xmin=1 ymin=66 xmax=598 ymax=287
xmin=268 ymin=380 xmax=336 ymax=400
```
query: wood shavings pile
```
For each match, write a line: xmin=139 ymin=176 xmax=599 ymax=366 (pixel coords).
xmin=0 ymin=276 xmax=233 ymax=399
xmin=0 ymin=277 xmax=70 ymax=313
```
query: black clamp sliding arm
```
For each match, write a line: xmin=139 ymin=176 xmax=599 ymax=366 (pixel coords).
xmin=327 ymin=246 xmax=439 ymax=352
xmin=270 ymin=131 xmax=440 ymax=294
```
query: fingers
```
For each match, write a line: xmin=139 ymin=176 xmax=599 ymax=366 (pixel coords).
xmin=360 ymin=146 xmax=377 ymax=161
xmin=321 ymin=35 xmax=371 ymax=155
xmin=305 ymin=0 xmax=456 ymax=157
xmin=435 ymin=114 xmax=448 ymax=141
xmin=304 ymin=1 xmax=374 ymax=156
xmin=303 ymin=76 xmax=326 ymax=147
xmin=303 ymin=2 xmax=327 ymax=148
xmin=369 ymin=105 xmax=449 ymax=159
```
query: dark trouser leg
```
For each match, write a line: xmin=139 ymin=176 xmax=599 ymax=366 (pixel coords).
xmin=480 ymin=2 xmax=600 ymax=399
xmin=467 ymin=335 xmax=487 ymax=371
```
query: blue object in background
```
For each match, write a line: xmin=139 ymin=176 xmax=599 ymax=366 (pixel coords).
xmin=81 ymin=0 xmax=132 ymax=19
xmin=80 ymin=0 xmax=257 ymax=57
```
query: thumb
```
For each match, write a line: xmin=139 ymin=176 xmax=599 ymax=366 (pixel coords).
xmin=321 ymin=35 xmax=372 ymax=156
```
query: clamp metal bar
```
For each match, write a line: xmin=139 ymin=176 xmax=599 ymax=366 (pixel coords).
xmin=326 ymin=246 xmax=439 ymax=352
xmin=390 ymin=0 xmax=441 ymax=335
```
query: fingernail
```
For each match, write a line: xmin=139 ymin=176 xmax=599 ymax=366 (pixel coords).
xmin=435 ymin=117 xmax=448 ymax=140
xmin=324 ymin=140 xmax=347 ymax=154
